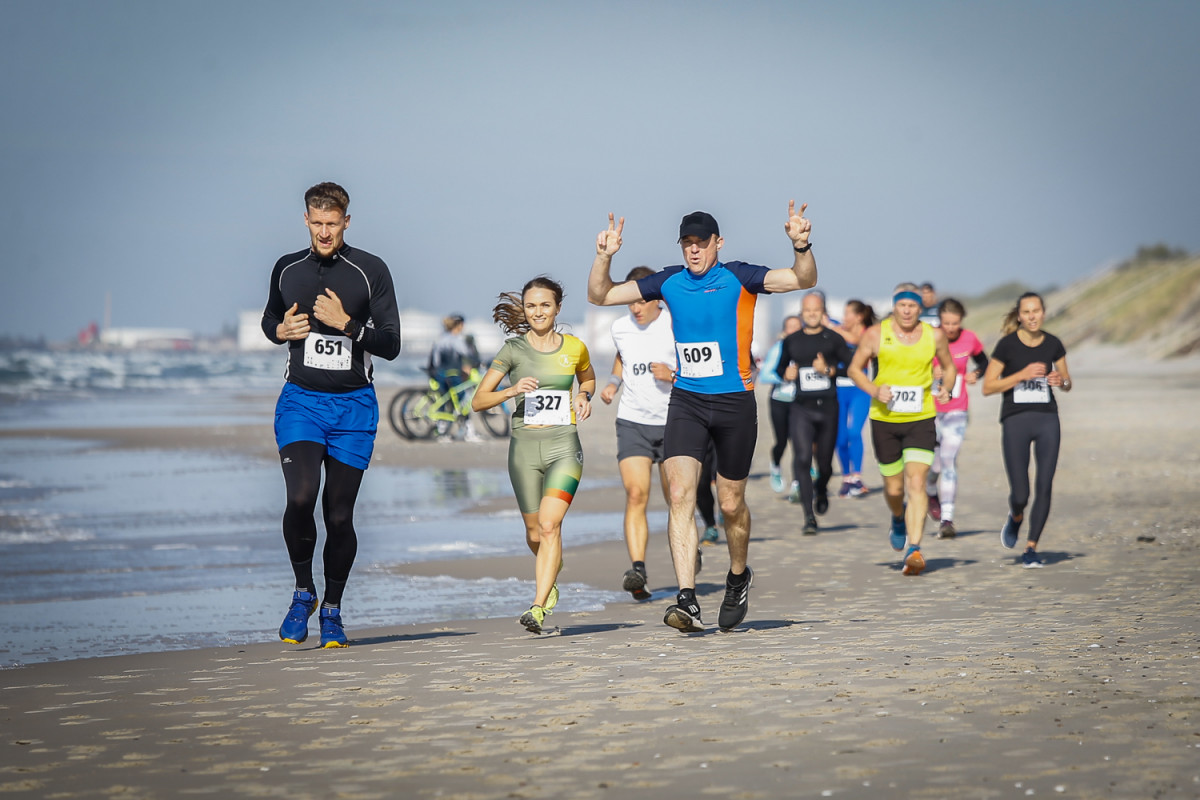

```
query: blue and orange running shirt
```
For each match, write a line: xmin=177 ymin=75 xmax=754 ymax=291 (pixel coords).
xmin=636 ymin=261 xmax=769 ymax=394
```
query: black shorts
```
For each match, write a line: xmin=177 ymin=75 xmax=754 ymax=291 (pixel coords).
xmin=870 ymin=417 xmax=937 ymax=475
xmin=664 ymin=388 xmax=757 ymax=481
xmin=616 ymin=418 xmax=666 ymax=463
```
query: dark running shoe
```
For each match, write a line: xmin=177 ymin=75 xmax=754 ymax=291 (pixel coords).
xmin=927 ymin=492 xmax=941 ymax=521
xmin=319 ymin=607 xmax=348 ymax=648
xmin=937 ymin=520 xmax=957 ymax=539
xmin=701 ymin=525 xmax=720 ymax=545
xmin=1001 ymin=514 xmax=1022 ymax=549
xmin=279 ymin=590 xmax=318 ymax=644
xmin=717 ymin=567 xmax=754 ymax=631
xmin=815 ymin=491 xmax=829 ymax=516
xmin=664 ymin=592 xmax=705 ymax=633
xmin=837 ymin=481 xmax=853 ymax=498
xmin=622 ymin=567 xmax=651 ymax=601
xmin=889 ymin=514 xmax=907 ymax=552
xmin=802 ymin=516 xmax=818 ymax=536
xmin=1021 ymin=548 xmax=1044 ymax=569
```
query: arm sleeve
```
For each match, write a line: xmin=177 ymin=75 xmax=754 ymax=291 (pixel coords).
xmin=760 ymin=341 xmax=783 ymax=385
xmin=489 ymin=340 xmax=514 ymax=376
xmin=724 ymin=261 xmax=771 ymax=294
xmin=574 ymin=338 xmax=592 ymax=374
xmin=358 ymin=261 xmax=402 ymax=360
xmin=970 ymin=351 xmax=990 ymax=375
xmin=260 ymin=260 xmax=287 ymax=345
xmin=635 ymin=268 xmax=674 ymax=302
xmin=833 ymin=334 xmax=854 ymax=377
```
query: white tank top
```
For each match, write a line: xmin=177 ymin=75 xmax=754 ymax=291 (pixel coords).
xmin=610 ymin=307 xmax=676 ymax=425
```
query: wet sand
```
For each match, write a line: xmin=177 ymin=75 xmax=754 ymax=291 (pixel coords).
xmin=2 ymin=347 xmax=1198 ymax=798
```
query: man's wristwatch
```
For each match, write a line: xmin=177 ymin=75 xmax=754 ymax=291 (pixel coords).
xmin=794 ymin=242 xmax=812 ymax=253
xmin=582 ymin=391 xmax=592 ymax=402
xmin=343 ymin=319 xmax=362 ymax=340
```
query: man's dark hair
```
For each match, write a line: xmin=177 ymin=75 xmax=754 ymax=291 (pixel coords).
xmin=305 ymin=182 xmax=350 ymax=213
xmin=625 ymin=266 xmax=654 ymax=281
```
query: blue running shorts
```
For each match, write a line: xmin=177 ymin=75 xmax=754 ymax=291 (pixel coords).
xmin=274 ymin=383 xmax=379 ymax=470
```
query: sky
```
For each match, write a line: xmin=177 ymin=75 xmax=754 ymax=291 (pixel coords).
xmin=3 ymin=0 xmax=1199 ymax=341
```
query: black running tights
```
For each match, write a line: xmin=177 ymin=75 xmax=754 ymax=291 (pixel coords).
xmin=696 ymin=442 xmax=717 ymax=528
xmin=788 ymin=399 xmax=837 ymax=515
xmin=279 ymin=441 xmax=365 ymax=606
xmin=769 ymin=397 xmax=790 ymax=467
xmin=1001 ymin=412 xmax=1061 ymax=545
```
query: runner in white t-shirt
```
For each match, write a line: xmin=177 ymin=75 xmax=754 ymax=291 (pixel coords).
xmin=599 ymin=266 xmax=678 ymax=600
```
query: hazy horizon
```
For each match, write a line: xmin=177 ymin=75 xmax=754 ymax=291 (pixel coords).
xmin=4 ymin=1 xmax=1198 ymax=342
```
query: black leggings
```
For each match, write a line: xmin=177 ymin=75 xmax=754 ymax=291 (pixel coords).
xmin=279 ymin=441 xmax=365 ymax=606
xmin=696 ymin=442 xmax=717 ymax=528
xmin=1001 ymin=412 xmax=1061 ymax=545
xmin=769 ymin=397 xmax=790 ymax=468
xmin=788 ymin=399 xmax=837 ymax=516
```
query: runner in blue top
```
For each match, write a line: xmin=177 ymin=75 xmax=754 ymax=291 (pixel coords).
xmin=588 ymin=201 xmax=818 ymax=633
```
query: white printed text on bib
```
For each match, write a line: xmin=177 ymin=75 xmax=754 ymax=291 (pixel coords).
xmin=1013 ymin=377 xmax=1050 ymax=404
xmin=888 ymin=385 xmax=924 ymax=414
xmin=523 ymin=389 xmax=571 ymax=425
xmin=303 ymin=333 xmax=352 ymax=371
xmin=676 ymin=341 xmax=722 ymax=379
xmin=799 ymin=367 xmax=831 ymax=392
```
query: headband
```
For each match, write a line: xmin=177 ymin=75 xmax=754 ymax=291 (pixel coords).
xmin=893 ymin=291 xmax=923 ymax=308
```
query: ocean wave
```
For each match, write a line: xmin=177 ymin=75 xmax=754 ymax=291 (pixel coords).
xmin=0 ymin=349 xmax=429 ymax=398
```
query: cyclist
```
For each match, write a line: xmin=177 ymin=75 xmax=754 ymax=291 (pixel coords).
xmin=428 ymin=314 xmax=480 ymax=438
xmin=472 ymin=276 xmax=596 ymax=633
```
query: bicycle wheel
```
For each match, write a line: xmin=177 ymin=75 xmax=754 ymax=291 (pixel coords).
xmin=399 ymin=389 xmax=438 ymax=439
xmin=387 ymin=388 xmax=421 ymax=439
xmin=478 ymin=403 xmax=510 ymax=438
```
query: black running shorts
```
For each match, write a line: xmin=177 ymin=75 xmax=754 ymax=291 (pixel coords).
xmin=664 ymin=388 xmax=757 ymax=481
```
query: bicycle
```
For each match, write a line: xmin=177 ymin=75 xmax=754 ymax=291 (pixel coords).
xmin=387 ymin=368 xmax=510 ymax=440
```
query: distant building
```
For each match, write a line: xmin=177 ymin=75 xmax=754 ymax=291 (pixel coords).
xmin=100 ymin=328 xmax=194 ymax=350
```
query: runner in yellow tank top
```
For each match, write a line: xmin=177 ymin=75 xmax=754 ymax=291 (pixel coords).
xmin=870 ymin=317 xmax=937 ymax=423
xmin=849 ymin=283 xmax=955 ymax=576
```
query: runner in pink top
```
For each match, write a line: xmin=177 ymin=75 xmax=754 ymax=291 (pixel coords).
xmin=927 ymin=298 xmax=989 ymax=538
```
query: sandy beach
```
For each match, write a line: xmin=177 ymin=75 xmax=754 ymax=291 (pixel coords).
xmin=2 ymin=346 xmax=1198 ymax=799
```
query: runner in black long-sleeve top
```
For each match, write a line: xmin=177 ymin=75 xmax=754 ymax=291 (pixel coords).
xmin=777 ymin=291 xmax=854 ymax=535
xmin=262 ymin=181 xmax=401 ymax=649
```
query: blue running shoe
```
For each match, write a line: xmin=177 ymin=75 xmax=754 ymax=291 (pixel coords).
xmin=279 ymin=590 xmax=317 ymax=644
xmin=1001 ymin=514 xmax=1022 ymax=550
xmin=889 ymin=515 xmax=907 ymax=552
xmin=701 ymin=525 xmax=720 ymax=545
xmin=319 ymin=607 xmax=349 ymax=648
xmin=1021 ymin=548 xmax=1044 ymax=568
xmin=769 ymin=463 xmax=784 ymax=493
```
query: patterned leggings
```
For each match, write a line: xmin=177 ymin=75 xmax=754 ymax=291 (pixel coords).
xmin=927 ymin=411 xmax=968 ymax=521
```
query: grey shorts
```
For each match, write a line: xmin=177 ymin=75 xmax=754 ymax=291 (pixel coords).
xmin=616 ymin=418 xmax=666 ymax=463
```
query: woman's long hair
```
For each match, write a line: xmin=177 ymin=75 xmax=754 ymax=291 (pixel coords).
xmin=1001 ymin=292 xmax=1044 ymax=335
xmin=492 ymin=276 xmax=565 ymax=335
xmin=845 ymin=299 xmax=876 ymax=328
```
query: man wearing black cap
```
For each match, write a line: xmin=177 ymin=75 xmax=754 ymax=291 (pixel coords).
xmin=587 ymin=202 xmax=818 ymax=632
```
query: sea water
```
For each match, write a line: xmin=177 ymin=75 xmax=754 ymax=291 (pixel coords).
xmin=0 ymin=349 xmax=638 ymax=667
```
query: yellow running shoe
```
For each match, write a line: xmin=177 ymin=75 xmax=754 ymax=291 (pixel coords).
xmin=544 ymin=558 xmax=564 ymax=612
xmin=519 ymin=605 xmax=547 ymax=634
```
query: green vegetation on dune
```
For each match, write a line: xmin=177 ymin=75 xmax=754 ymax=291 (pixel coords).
xmin=954 ymin=248 xmax=1198 ymax=358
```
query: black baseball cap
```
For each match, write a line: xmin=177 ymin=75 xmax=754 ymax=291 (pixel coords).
xmin=678 ymin=211 xmax=720 ymax=242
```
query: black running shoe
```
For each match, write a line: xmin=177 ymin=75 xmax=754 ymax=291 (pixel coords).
xmin=815 ymin=491 xmax=829 ymax=516
xmin=717 ymin=566 xmax=753 ymax=631
xmin=802 ymin=516 xmax=818 ymax=536
xmin=1001 ymin=514 xmax=1021 ymax=549
xmin=622 ymin=567 xmax=651 ymax=601
xmin=663 ymin=592 xmax=704 ymax=632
